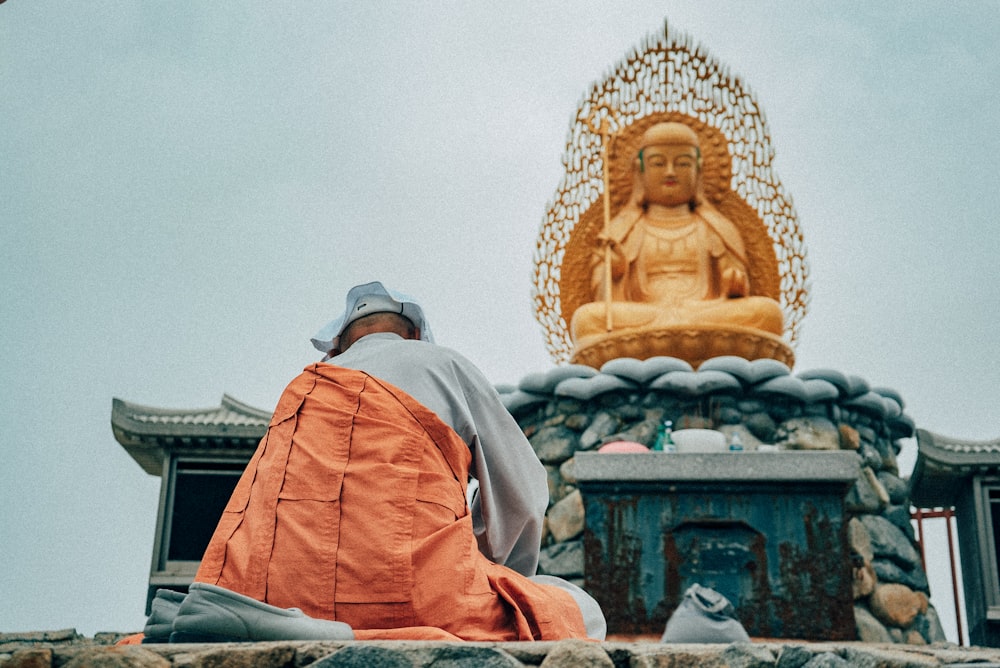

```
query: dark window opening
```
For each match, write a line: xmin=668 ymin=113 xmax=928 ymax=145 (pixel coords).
xmin=989 ymin=488 xmax=1000 ymax=587
xmin=167 ymin=463 xmax=244 ymax=561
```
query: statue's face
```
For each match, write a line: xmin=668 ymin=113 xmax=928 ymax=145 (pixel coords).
xmin=639 ymin=144 xmax=699 ymax=207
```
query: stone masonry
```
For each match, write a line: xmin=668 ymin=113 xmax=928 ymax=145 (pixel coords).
xmin=4 ymin=631 xmax=1000 ymax=668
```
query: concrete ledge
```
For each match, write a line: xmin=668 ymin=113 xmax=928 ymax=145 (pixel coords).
xmin=4 ymin=634 xmax=1000 ymax=668
xmin=574 ymin=451 xmax=859 ymax=485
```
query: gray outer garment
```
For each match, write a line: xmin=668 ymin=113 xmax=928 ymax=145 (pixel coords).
xmin=329 ymin=331 xmax=549 ymax=578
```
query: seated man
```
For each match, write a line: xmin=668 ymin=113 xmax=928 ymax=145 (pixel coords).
xmin=157 ymin=281 xmax=604 ymax=642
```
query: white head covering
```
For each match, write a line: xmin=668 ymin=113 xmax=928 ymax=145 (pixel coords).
xmin=311 ymin=281 xmax=434 ymax=358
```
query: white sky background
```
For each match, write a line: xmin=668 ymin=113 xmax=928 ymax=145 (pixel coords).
xmin=1 ymin=1 xmax=997 ymax=642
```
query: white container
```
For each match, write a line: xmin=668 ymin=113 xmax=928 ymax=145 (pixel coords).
xmin=671 ymin=428 xmax=727 ymax=453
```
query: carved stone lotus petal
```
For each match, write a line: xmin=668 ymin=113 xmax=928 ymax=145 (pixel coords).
xmin=554 ymin=374 xmax=637 ymax=401
xmin=845 ymin=374 xmax=872 ymax=399
xmin=753 ymin=375 xmax=808 ymax=402
xmin=797 ymin=368 xmax=851 ymax=397
xmin=648 ymin=369 xmax=741 ymax=397
xmin=600 ymin=356 xmax=693 ymax=385
xmin=748 ymin=358 xmax=791 ymax=385
xmin=880 ymin=396 xmax=903 ymax=420
xmin=519 ymin=364 xmax=598 ymax=394
xmin=698 ymin=356 xmax=753 ymax=384
xmin=873 ymin=386 xmax=905 ymax=410
xmin=801 ymin=378 xmax=840 ymax=403
xmin=844 ymin=391 xmax=888 ymax=420
xmin=501 ymin=390 xmax=549 ymax=415
xmin=888 ymin=413 xmax=916 ymax=439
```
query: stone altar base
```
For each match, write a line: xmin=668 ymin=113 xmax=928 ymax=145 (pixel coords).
xmin=501 ymin=356 xmax=939 ymax=645
xmin=576 ymin=451 xmax=858 ymax=639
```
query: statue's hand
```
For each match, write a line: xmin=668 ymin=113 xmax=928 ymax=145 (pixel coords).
xmin=722 ymin=267 xmax=749 ymax=298
xmin=598 ymin=237 xmax=627 ymax=276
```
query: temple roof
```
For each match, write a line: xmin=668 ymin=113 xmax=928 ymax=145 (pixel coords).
xmin=112 ymin=395 xmax=269 ymax=475
xmin=909 ymin=428 xmax=1000 ymax=508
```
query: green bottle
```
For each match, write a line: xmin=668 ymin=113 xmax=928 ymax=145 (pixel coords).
xmin=653 ymin=420 xmax=675 ymax=452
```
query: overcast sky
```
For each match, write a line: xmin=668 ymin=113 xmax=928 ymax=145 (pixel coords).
xmin=2 ymin=1 xmax=998 ymax=642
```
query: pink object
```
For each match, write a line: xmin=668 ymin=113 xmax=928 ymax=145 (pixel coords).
xmin=598 ymin=441 xmax=650 ymax=453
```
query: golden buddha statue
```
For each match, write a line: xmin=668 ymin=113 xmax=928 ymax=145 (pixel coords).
xmin=532 ymin=25 xmax=808 ymax=370
xmin=570 ymin=122 xmax=784 ymax=346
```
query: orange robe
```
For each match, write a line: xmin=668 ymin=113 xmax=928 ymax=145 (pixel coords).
xmin=194 ymin=363 xmax=586 ymax=641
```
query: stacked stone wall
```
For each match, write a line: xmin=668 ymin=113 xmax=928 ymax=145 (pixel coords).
xmin=498 ymin=357 xmax=946 ymax=644
xmin=4 ymin=632 xmax=999 ymax=667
